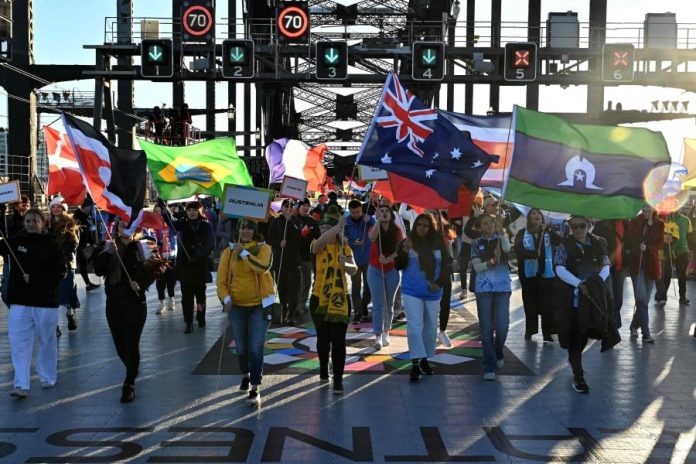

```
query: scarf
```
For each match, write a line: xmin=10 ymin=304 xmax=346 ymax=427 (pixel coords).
xmin=315 ymin=241 xmax=350 ymax=324
xmin=523 ymin=229 xmax=554 ymax=278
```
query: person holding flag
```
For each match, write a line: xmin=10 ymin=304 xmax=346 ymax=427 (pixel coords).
xmin=267 ymin=199 xmax=302 ymax=326
xmin=310 ymin=206 xmax=357 ymax=394
xmin=152 ymin=201 xmax=177 ymax=314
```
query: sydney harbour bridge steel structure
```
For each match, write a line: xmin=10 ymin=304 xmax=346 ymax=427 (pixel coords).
xmin=2 ymin=0 xmax=696 ymax=197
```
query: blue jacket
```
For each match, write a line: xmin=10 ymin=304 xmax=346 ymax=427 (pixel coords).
xmin=399 ymin=249 xmax=443 ymax=301
xmin=344 ymin=214 xmax=374 ymax=266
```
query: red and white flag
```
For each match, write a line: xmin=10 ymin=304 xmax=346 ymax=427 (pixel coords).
xmin=44 ymin=126 xmax=87 ymax=205
xmin=61 ymin=112 xmax=147 ymax=225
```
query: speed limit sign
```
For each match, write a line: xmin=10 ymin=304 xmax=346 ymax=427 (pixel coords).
xmin=181 ymin=0 xmax=215 ymax=43
xmin=277 ymin=1 xmax=309 ymax=43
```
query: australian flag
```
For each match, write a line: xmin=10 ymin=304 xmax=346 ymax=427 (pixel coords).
xmin=357 ymin=73 xmax=499 ymax=203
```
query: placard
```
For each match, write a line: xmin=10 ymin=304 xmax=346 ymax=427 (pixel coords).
xmin=0 ymin=181 xmax=20 ymax=204
xmin=222 ymin=185 xmax=273 ymax=221
xmin=358 ymin=165 xmax=389 ymax=181
xmin=279 ymin=175 xmax=308 ymax=200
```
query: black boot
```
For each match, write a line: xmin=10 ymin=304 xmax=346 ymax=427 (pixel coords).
xmin=184 ymin=323 xmax=193 ymax=334
xmin=120 ymin=384 xmax=135 ymax=403
xmin=409 ymin=360 xmax=422 ymax=382
xmin=419 ymin=358 xmax=435 ymax=375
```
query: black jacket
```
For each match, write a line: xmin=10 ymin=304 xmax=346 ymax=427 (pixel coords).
xmin=266 ymin=214 xmax=302 ymax=270
xmin=173 ymin=218 xmax=215 ymax=284
xmin=0 ymin=231 xmax=67 ymax=307
xmin=93 ymin=241 xmax=155 ymax=301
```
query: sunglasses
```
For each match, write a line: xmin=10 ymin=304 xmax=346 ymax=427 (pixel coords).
xmin=570 ymin=223 xmax=587 ymax=230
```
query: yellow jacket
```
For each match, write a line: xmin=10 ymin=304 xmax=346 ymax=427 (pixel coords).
xmin=217 ymin=241 xmax=275 ymax=307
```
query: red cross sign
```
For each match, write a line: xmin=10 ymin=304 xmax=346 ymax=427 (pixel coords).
xmin=514 ymin=50 xmax=530 ymax=67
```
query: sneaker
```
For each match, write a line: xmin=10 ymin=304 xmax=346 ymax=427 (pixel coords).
xmin=56 ymin=326 xmax=62 ymax=338
xmin=642 ymin=335 xmax=655 ymax=344
xmin=156 ymin=301 xmax=166 ymax=315
xmin=184 ymin=323 xmax=193 ymax=334
xmin=679 ymin=298 xmax=690 ymax=305
xmin=543 ymin=335 xmax=555 ymax=343
xmin=381 ymin=332 xmax=391 ymax=347
xmin=239 ymin=376 xmax=250 ymax=392
xmin=437 ymin=330 xmax=452 ymax=348
xmin=483 ymin=372 xmax=496 ymax=381
xmin=373 ymin=335 xmax=382 ymax=351
xmin=247 ymin=390 xmax=261 ymax=406
xmin=333 ymin=379 xmax=344 ymax=395
xmin=419 ymin=358 xmax=435 ymax=375
xmin=67 ymin=313 xmax=77 ymax=331
xmin=658 ymin=300 xmax=667 ymax=308
xmin=10 ymin=388 xmax=28 ymax=398
xmin=40 ymin=382 xmax=54 ymax=389
xmin=572 ymin=376 xmax=590 ymax=393
xmin=352 ymin=315 xmax=362 ymax=324
xmin=629 ymin=328 xmax=638 ymax=338
xmin=319 ymin=376 xmax=331 ymax=384
xmin=86 ymin=283 xmax=100 ymax=291
xmin=458 ymin=291 xmax=467 ymax=300
xmin=167 ymin=297 xmax=176 ymax=311
xmin=496 ymin=359 xmax=505 ymax=369
xmin=409 ymin=363 xmax=422 ymax=382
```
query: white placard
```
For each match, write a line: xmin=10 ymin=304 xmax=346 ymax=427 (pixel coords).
xmin=279 ymin=176 xmax=308 ymax=200
xmin=0 ymin=181 xmax=20 ymax=204
xmin=222 ymin=185 xmax=273 ymax=221
xmin=358 ymin=165 xmax=389 ymax=181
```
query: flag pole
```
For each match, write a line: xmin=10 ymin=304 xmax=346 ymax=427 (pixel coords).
xmin=92 ymin=205 xmax=137 ymax=292
xmin=159 ymin=201 xmax=192 ymax=261
xmin=0 ymin=227 xmax=29 ymax=283
xmin=499 ymin=106 xmax=516 ymax=204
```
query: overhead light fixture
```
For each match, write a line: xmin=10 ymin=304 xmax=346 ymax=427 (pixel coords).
xmin=661 ymin=101 xmax=670 ymax=112
xmin=52 ymin=92 xmax=61 ymax=103
xmin=681 ymin=101 xmax=689 ymax=112
xmin=63 ymin=90 xmax=71 ymax=102
xmin=650 ymin=100 xmax=659 ymax=112
xmin=227 ymin=104 xmax=236 ymax=120
xmin=671 ymin=101 xmax=679 ymax=112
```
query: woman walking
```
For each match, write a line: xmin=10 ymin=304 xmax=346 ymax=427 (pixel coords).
xmin=152 ymin=202 xmax=177 ymax=314
xmin=93 ymin=219 xmax=162 ymax=403
xmin=217 ymin=219 xmax=275 ymax=406
xmin=1 ymin=209 xmax=66 ymax=398
xmin=366 ymin=204 xmax=404 ymax=350
xmin=427 ymin=209 xmax=455 ymax=347
xmin=513 ymin=208 xmax=560 ymax=342
xmin=470 ymin=214 xmax=512 ymax=381
xmin=395 ymin=213 xmax=452 ymax=382
xmin=48 ymin=197 xmax=80 ymax=332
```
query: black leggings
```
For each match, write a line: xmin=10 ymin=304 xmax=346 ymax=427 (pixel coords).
xmin=567 ymin=309 xmax=590 ymax=378
xmin=439 ymin=278 xmax=452 ymax=331
xmin=106 ymin=297 xmax=147 ymax=385
xmin=458 ymin=242 xmax=471 ymax=291
xmin=276 ymin=265 xmax=300 ymax=321
xmin=309 ymin=296 xmax=348 ymax=380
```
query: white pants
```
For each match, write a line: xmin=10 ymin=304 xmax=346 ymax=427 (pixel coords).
xmin=403 ymin=294 xmax=440 ymax=359
xmin=8 ymin=304 xmax=59 ymax=390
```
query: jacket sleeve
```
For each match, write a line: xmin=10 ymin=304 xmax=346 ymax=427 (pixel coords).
xmin=216 ymin=247 xmax=232 ymax=301
xmin=92 ymin=246 xmax=111 ymax=277
xmin=394 ymin=240 xmax=409 ymax=270
xmin=265 ymin=218 xmax=281 ymax=247
xmin=245 ymin=244 xmax=273 ymax=274
xmin=195 ymin=222 xmax=215 ymax=259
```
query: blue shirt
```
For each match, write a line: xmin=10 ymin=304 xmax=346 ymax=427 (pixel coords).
xmin=401 ymin=249 xmax=443 ymax=301
xmin=471 ymin=236 xmax=511 ymax=293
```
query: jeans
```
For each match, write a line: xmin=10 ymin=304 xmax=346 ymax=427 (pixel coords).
xmin=8 ymin=305 xmax=59 ymax=389
xmin=630 ymin=270 xmax=654 ymax=337
xmin=58 ymin=269 xmax=76 ymax=307
xmin=475 ymin=292 xmax=511 ymax=373
xmin=609 ymin=268 xmax=628 ymax=326
xmin=228 ymin=305 xmax=270 ymax=385
xmin=106 ymin=297 xmax=147 ymax=385
xmin=350 ymin=264 xmax=371 ymax=317
xmin=567 ymin=309 xmax=590 ymax=378
xmin=402 ymin=294 xmax=440 ymax=359
xmin=298 ymin=260 xmax=313 ymax=310
xmin=367 ymin=266 xmax=400 ymax=335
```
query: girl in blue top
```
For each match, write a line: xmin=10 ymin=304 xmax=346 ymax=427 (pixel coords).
xmin=470 ymin=214 xmax=511 ymax=381
xmin=395 ymin=213 xmax=452 ymax=382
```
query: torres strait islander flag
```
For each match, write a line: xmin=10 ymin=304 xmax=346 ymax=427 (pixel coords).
xmin=44 ymin=126 xmax=87 ymax=205
xmin=61 ymin=112 xmax=147 ymax=225
xmin=503 ymin=106 xmax=671 ymax=219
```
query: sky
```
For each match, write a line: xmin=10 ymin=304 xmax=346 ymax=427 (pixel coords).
xmin=4 ymin=0 xmax=696 ymax=159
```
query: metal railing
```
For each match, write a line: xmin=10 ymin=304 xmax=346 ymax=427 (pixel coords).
xmin=103 ymin=17 xmax=696 ymax=49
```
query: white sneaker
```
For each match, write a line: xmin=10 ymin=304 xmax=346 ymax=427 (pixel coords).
xmin=483 ymin=372 xmax=496 ymax=381
xmin=373 ymin=335 xmax=382 ymax=351
xmin=167 ymin=297 xmax=176 ymax=311
xmin=247 ymin=389 xmax=261 ymax=406
xmin=156 ymin=301 xmax=166 ymax=315
xmin=438 ymin=330 xmax=452 ymax=348
xmin=382 ymin=332 xmax=391 ymax=347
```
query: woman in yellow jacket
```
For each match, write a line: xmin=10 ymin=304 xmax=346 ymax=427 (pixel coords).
xmin=217 ymin=219 xmax=275 ymax=406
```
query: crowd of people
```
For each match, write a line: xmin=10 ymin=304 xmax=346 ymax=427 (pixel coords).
xmin=1 ymin=189 xmax=694 ymax=405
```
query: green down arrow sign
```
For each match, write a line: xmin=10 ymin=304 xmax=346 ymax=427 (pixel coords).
xmin=148 ymin=45 xmax=163 ymax=63
xmin=422 ymin=49 xmax=437 ymax=65
xmin=324 ymin=48 xmax=340 ymax=64
xmin=229 ymin=47 xmax=245 ymax=63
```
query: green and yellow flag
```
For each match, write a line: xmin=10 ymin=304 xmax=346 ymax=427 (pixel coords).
xmin=139 ymin=137 xmax=253 ymax=200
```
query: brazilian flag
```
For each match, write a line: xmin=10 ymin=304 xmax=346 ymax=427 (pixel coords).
xmin=139 ymin=137 xmax=253 ymax=200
